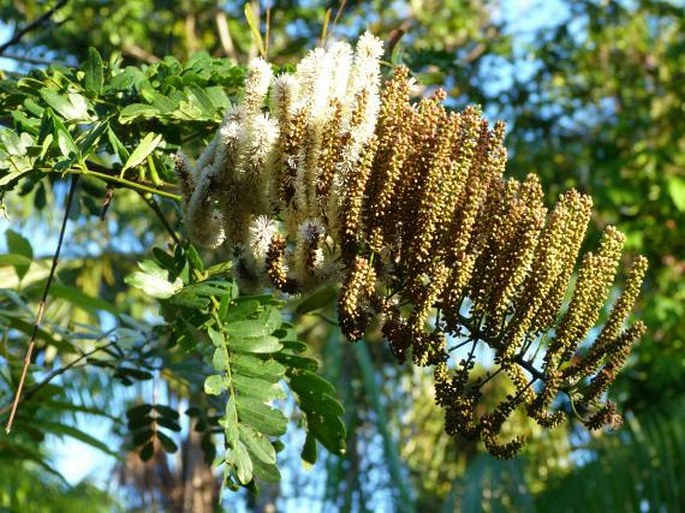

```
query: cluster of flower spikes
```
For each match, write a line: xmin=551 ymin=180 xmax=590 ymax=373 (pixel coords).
xmin=175 ymin=32 xmax=383 ymax=293
xmin=176 ymin=33 xmax=648 ymax=458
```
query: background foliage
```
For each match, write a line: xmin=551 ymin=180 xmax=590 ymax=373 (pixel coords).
xmin=0 ymin=1 xmax=682 ymax=512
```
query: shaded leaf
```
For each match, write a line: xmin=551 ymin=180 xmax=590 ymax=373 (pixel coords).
xmin=154 ymin=404 xmax=180 ymax=420
xmin=301 ymin=432 xmax=318 ymax=465
xmin=6 ymin=230 xmax=32 ymax=281
xmin=84 ymin=47 xmax=104 ymax=95
xmin=295 ymin=285 xmax=337 ymax=315
xmin=156 ymin=417 xmax=182 ymax=432
xmin=119 ymin=104 xmax=160 ymax=124
xmin=140 ymin=442 xmax=154 ymax=462
xmin=157 ymin=431 xmax=178 ymax=453
xmin=127 ymin=404 xmax=153 ymax=420
xmin=231 ymin=441 xmax=253 ymax=484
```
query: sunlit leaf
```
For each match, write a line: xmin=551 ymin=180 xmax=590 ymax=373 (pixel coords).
xmin=204 ymin=374 xmax=225 ymax=395
xmin=121 ymin=132 xmax=163 ymax=173
xmin=6 ymin=230 xmax=32 ymax=282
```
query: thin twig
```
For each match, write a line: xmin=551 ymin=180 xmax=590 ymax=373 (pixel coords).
xmin=122 ymin=43 xmax=160 ymax=64
xmin=475 ymin=367 xmax=504 ymax=388
xmin=0 ymin=334 xmax=117 ymax=417
xmin=0 ymin=0 xmax=69 ymax=55
xmin=184 ymin=11 xmax=200 ymax=56
xmin=447 ymin=338 xmax=474 ymax=353
xmin=5 ymin=174 xmax=79 ymax=434
xmin=385 ymin=19 xmax=413 ymax=58
xmin=100 ymin=184 xmax=115 ymax=220
xmin=331 ymin=0 xmax=348 ymax=34
xmin=264 ymin=0 xmax=271 ymax=59
xmin=138 ymin=191 xmax=181 ymax=245
xmin=513 ymin=354 xmax=546 ymax=382
xmin=215 ymin=10 xmax=237 ymax=60
xmin=0 ymin=52 xmax=68 ymax=67
xmin=57 ymin=162 xmax=181 ymax=201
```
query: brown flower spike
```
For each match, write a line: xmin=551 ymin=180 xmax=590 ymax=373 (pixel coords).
xmin=178 ymin=34 xmax=647 ymax=458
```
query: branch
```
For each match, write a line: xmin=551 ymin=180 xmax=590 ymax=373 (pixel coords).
xmin=331 ymin=0 xmax=349 ymax=34
xmin=0 ymin=334 xmax=118 ymax=417
xmin=4 ymin=173 xmax=79 ymax=434
xmin=0 ymin=0 xmax=69 ymax=56
xmin=64 ymin=161 xmax=181 ymax=201
xmin=138 ymin=191 xmax=181 ymax=245
xmin=265 ymin=0 xmax=271 ymax=59
xmin=184 ymin=12 xmax=200 ymax=56
xmin=454 ymin=311 xmax=547 ymax=382
xmin=385 ymin=19 xmax=414 ymax=58
xmin=0 ymin=52 xmax=68 ymax=67
xmin=460 ymin=42 xmax=487 ymax=65
xmin=513 ymin=354 xmax=546 ymax=382
xmin=122 ymin=43 xmax=160 ymax=64
xmin=215 ymin=10 xmax=237 ymax=61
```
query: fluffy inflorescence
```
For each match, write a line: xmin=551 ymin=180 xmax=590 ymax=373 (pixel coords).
xmin=177 ymin=33 xmax=648 ymax=458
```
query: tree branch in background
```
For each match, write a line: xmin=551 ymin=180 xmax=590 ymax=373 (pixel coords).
xmin=385 ymin=19 xmax=413 ymax=57
xmin=215 ymin=10 xmax=237 ymax=61
xmin=122 ymin=43 xmax=160 ymax=64
xmin=0 ymin=52 xmax=68 ymax=66
xmin=265 ymin=0 xmax=271 ymax=58
xmin=138 ymin=191 xmax=182 ymax=246
xmin=0 ymin=0 xmax=69 ymax=56
xmin=4 ymin=173 xmax=79 ymax=434
xmin=184 ymin=11 xmax=200 ymax=56
xmin=0 ymin=333 xmax=118 ymax=418
xmin=331 ymin=0 xmax=349 ymax=33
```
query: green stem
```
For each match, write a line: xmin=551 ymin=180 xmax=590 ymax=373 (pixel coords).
xmin=59 ymin=167 xmax=182 ymax=201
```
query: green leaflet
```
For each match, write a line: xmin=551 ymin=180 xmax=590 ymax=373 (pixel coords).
xmin=195 ymin=283 xmax=345 ymax=488
xmin=208 ymin=311 xmax=287 ymax=486
xmin=126 ymin=403 xmax=182 ymax=461
xmin=125 ymin=259 xmax=183 ymax=299
xmin=204 ymin=375 xmax=225 ymax=395
xmin=238 ymin=424 xmax=277 ymax=465
xmin=235 ymin=399 xmax=288 ymax=437
xmin=231 ymin=354 xmax=286 ymax=381
xmin=229 ymin=334 xmax=283 ymax=354
xmin=121 ymin=132 xmax=163 ymax=173
xmin=6 ymin=229 xmax=32 ymax=282
xmin=141 ymin=244 xmax=347 ymax=490
xmin=84 ymin=47 xmax=104 ymax=96
xmin=232 ymin=374 xmax=287 ymax=402
xmin=288 ymin=369 xmax=347 ymax=457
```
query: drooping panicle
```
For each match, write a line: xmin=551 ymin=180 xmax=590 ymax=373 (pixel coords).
xmin=178 ymin=32 xmax=648 ymax=459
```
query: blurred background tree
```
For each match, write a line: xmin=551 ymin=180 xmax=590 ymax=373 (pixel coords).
xmin=0 ymin=0 xmax=682 ymax=512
